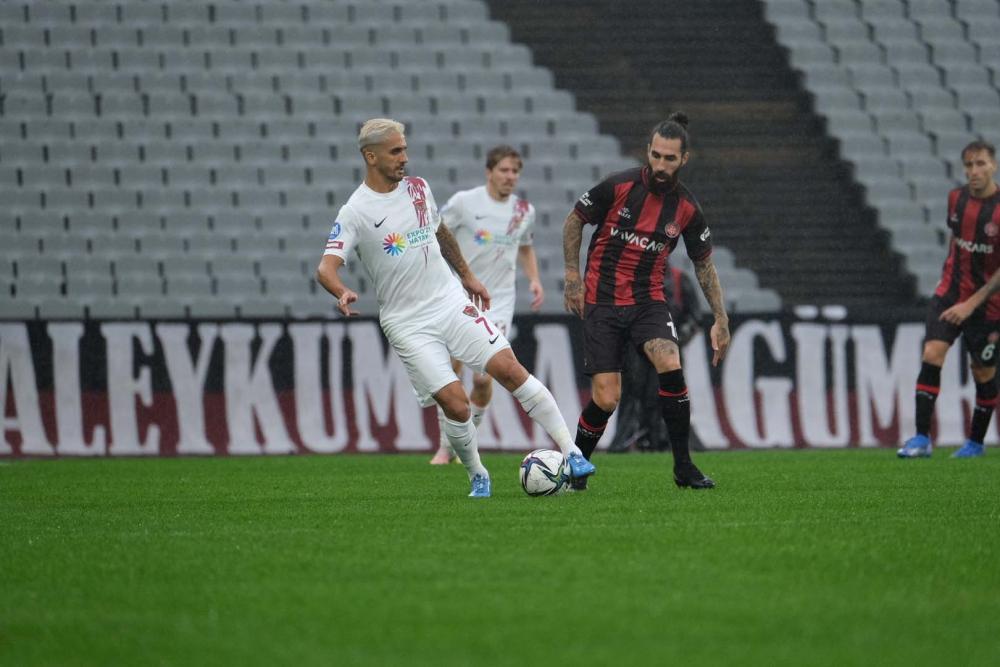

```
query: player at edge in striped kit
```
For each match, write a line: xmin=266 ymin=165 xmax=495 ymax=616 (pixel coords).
xmin=899 ymin=140 xmax=1000 ymax=459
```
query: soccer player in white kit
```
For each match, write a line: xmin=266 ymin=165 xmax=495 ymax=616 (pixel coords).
xmin=316 ymin=119 xmax=596 ymax=497
xmin=430 ymin=145 xmax=545 ymax=464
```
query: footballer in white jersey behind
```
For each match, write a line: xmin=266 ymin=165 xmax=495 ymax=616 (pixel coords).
xmin=316 ymin=119 xmax=595 ymax=497
xmin=430 ymin=145 xmax=546 ymax=465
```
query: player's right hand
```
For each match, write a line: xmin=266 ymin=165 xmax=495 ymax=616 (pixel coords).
xmin=337 ymin=290 xmax=360 ymax=317
xmin=462 ymin=275 xmax=491 ymax=312
xmin=564 ymin=276 xmax=584 ymax=319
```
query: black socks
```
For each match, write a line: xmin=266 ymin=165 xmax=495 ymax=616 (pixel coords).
xmin=915 ymin=362 xmax=942 ymax=437
xmin=575 ymin=400 xmax=613 ymax=460
xmin=658 ymin=369 xmax=691 ymax=466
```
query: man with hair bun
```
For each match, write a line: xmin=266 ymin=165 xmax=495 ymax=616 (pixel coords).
xmin=899 ymin=139 xmax=1000 ymax=459
xmin=429 ymin=145 xmax=545 ymax=465
xmin=562 ymin=112 xmax=730 ymax=490
xmin=317 ymin=119 xmax=596 ymax=497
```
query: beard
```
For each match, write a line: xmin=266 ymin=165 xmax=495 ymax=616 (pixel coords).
xmin=645 ymin=165 xmax=680 ymax=195
xmin=380 ymin=163 xmax=405 ymax=183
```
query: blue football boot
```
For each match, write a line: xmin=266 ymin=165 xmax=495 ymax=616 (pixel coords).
xmin=951 ymin=439 xmax=985 ymax=458
xmin=566 ymin=452 xmax=595 ymax=481
xmin=468 ymin=473 xmax=491 ymax=498
xmin=897 ymin=434 xmax=933 ymax=458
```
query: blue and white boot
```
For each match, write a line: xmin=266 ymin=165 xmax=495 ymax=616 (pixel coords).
xmin=951 ymin=439 xmax=985 ymax=458
xmin=897 ymin=434 xmax=933 ymax=458
xmin=468 ymin=473 xmax=491 ymax=498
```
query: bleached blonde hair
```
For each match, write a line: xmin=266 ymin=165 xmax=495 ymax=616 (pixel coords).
xmin=358 ymin=118 xmax=405 ymax=153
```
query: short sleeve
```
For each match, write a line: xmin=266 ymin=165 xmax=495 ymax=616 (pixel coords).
xmin=439 ymin=190 xmax=466 ymax=232
xmin=323 ymin=206 xmax=357 ymax=260
xmin=947 ymin=190 xmax=961 ymax=234
xmin=681 ymin=206 xmax=713 ymax=261
xmin=423 ymin=183 xmax=443 ymax=231
xmin=519 ymin=204 xmax=535 ymax=247
xmin=573 ymin=177 xmax=616 ymax=225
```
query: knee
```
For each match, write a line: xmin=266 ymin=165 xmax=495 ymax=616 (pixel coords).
xmin=922 ymin=343 xmax=947 ymax=366
xmin=971 ymin=366 xmax=996 ymax=384
xmin=440 ymin=394 xmax=471 ymax=422
xmin=472 ymin=374 xmax=493 ymax=394
xmin=487 ymin=354 xmax=528 ymax=391
xmin=593 ymin=385 xmax=620 ymax=413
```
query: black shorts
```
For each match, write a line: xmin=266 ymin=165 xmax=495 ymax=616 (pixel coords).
xmin=582 ymin=301 xmax=678 ymax=375
xmin=925 ymin=295 xmax=1000 ymax=367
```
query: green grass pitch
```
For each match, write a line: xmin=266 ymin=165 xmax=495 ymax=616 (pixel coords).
xmin=2 ymin=449 xmax=998 ymax=667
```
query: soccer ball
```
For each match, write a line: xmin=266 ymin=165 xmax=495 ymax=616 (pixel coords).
xmin=519 ymin=449 xmax=569 ymax=496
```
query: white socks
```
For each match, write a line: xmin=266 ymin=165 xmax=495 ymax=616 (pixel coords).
xmin=442 ymin=415 xmax=488 ymax=480
xmin=438 ymin=401 xmax=488 ymax=444
xmin=512 ymin=374 xmax=581 ymax=457
xmin=436 ymin=408 xmax=455 ymax=458
xmin=470 ymin=402 xmax=488 ymax=428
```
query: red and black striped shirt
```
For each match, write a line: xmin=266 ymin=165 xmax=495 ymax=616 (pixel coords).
xmin=574 ymin=167 xmax=713 ymax=306
xmin=935 ymin=185 xmax=1000 ymax=318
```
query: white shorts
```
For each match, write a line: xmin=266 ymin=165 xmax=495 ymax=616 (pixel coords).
xmin=486 ymin=297 xmax=514 ymax=337
xmin=385 ymin=300 xmax=512 ymax=407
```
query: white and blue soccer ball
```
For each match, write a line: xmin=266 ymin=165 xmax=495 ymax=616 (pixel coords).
xmin=519 ymin=449 xmax=569 ymax=496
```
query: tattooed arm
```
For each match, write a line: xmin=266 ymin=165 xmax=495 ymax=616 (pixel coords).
xmin=563 ymin=210 xmax=586 ymax=318
xmin=693 ymin=255 xmax=730 ymax=366
xmin=437 ymin=223 xmax=491 ymax=311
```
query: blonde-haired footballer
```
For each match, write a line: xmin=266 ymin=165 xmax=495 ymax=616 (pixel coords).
xmin=317 ymin=119 xmax=595 ymax=496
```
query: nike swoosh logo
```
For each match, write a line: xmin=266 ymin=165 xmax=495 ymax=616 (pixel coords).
xmin=475 ymin=214 xmax=489 ymax=220
xmin=489 ymin=334 xmax=500 ymax=344
xmin=374 ymin=216 xmax=387 ymax=228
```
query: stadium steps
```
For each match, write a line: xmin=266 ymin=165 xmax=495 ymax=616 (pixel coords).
xmin=486 ymin=0 xmax=918 ymax=308
xmin=764 ymin=0 xmax=1000 ymax=298
xmin=0 ymin=0 xmax=784 ymax=318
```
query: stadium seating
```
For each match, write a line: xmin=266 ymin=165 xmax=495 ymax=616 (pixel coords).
xmin=0 ymin=0 xmax=776 ymax=319
xmin=764 ymin=0 xmax=1000 ymax=296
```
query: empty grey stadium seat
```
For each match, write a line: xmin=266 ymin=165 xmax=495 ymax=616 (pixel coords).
xmin=769 ymin=0 xmax=1000 ymax=296
xmin=0 ymin=0 xmax=768 ymax=317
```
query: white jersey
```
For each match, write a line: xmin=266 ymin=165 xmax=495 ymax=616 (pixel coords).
xmin=440 ymin=186 xmax=535 ymax=316
xmin=324 ymin=177 xmax=468 ymax=332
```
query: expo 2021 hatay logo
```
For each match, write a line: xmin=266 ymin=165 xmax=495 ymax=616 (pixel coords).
xmin=383 ymin=232 xmax=406 ymax=257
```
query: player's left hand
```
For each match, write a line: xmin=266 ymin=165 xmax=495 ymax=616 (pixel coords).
xmin=463 ymin=275 xmax=491 ymax=311
xmin=529 ymin=280 xmax=545 ymax=312
xmin=711 ymin=319 xmax=730 ymax=367
xmin=940 ymin=300 xmax=977 ymax=325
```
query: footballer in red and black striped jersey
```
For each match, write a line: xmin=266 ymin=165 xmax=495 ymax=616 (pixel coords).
xmin=562 ymin=112 xmax=731 ymax=489
xmin=900 ymin=140 xmax=1000 ymax=460
xmin=573 ymin=166 xmax=713 ymax=307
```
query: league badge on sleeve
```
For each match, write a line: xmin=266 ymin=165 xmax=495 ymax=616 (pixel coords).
xmin=327 ymin=222 xmax=344 ymax=250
